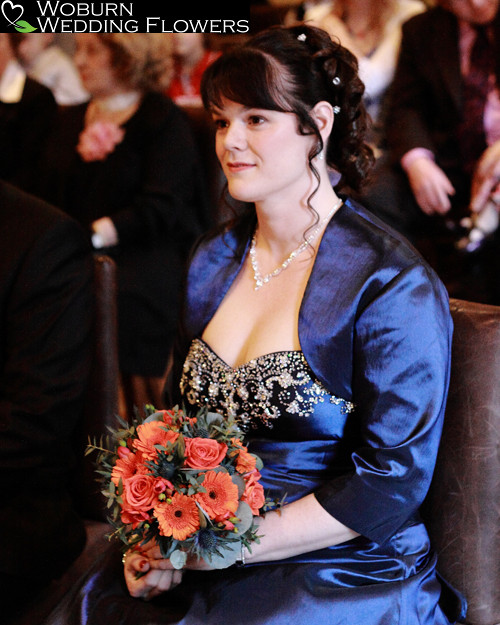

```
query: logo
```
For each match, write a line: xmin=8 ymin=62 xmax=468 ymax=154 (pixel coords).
xmin=1 ymin=0 xmax=37 ymax=31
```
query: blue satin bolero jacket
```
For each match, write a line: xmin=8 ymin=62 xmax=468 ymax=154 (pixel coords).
xmin=172 ymin=197 xmax=453 ymax=548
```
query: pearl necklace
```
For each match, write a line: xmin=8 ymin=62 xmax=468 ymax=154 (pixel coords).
xmin=249 ymin=199 xmax=343 ymax=290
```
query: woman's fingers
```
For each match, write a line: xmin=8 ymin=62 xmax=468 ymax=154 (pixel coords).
xmin=135 ymin=569 xmax=184 ymax=601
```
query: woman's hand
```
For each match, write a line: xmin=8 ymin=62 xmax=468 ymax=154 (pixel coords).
xmin=123 ymin=545 xmax=182 ymax=600
xmin=123 ymin=542 xmax=213 ymax=600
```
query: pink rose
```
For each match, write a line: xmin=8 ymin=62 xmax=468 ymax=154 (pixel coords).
xmin=77 ymin=121 xmax=125 ymax=162
xmin=184 ymin=437 xmax=228 ymax=470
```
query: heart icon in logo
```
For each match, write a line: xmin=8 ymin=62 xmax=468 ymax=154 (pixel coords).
xmin=1 ymin=0 xmax=24 ymax=26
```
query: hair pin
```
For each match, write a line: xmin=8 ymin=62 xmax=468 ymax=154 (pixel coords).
xmin=332 ymin=76 xmax=341 ymax=86
xmin=297 ymin=33 xmax=307 ymax=41
xmin=333 ymin=106 xmax=341 ymax=114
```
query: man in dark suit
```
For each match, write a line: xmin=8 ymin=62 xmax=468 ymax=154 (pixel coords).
xmin=0 ymin=33 xmax=57 ymax=194
xmin=0 ymin=182 xmax=94 ymax=622
xmin=362 ymin=0 xmax=500 ymax=302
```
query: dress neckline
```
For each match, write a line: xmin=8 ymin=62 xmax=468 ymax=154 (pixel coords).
xmin=196 ymin=337 xmax=302 ymax=372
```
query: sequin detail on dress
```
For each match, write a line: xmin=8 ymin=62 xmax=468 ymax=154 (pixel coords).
xmin=180 ymin=338 xmax=354 ymax=429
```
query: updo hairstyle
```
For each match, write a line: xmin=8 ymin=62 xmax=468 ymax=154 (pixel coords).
xmin=201 ymin=24 xmax=374 ymax=193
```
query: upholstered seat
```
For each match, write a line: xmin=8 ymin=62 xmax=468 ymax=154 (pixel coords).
xmin=422 ymin=298 xmax=500 ymax=625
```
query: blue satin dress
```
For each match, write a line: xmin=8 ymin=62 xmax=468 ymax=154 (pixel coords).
xmin=65 ymin=199 xmax=466 ymax=625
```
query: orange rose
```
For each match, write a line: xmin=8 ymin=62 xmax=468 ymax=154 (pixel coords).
xmin=194 ymin=470 xmax=239 ymax=518
xmin=133 ymin=421 xmax=179 ymax=459
xmin=236 ymin=448 xmax=257 ymax=474
xmin=123 ymin=474 xmax=158 ymax=513
xmin=120 ymin=506 xmax=152 ymax=529
xmin=160 ymin=409 xmax=177 ymax=426
xmin=184 ymin=438 xmax=228 ymax=470
xmin=242 ymin=471 xmax=265 ymax=515
xmin=154 ymin=492 xmax=200 ymax=541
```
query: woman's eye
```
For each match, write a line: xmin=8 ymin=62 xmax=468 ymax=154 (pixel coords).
xmin=213 ymin=119 xmax=228 ymax=130
xmin=248 ymin=115 xmax=265 ymax=126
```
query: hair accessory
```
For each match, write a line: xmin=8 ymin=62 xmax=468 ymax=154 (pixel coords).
xmin=332 ymin=76 xmax=341 ymax=86
xmin=333 ymin=106 xmax=341 ymax=114
xmin=297 ymin=33 xmax=307 ymax=41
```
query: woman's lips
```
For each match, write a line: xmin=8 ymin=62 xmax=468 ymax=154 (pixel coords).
xmin=226 ymin=161 xmax=255 ymax=173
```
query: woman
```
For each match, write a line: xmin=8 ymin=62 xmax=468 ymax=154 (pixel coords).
xmin=58 ymin=25 xmax=465 ymax=625
xmin=36 ymin=34 xmax=211 ymax=413
xmin=165 ymin=33 xmax=220 ymax=107
xmin=317 ymin=0 xmax=426 ymax=152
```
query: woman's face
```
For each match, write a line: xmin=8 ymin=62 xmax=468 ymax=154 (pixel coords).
xmin=74 ymin=34 xmax=125 ymax=98
xmin=212 ymin=97 xmax=316 ymax=208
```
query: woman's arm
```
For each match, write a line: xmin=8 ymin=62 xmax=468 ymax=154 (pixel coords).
xmin=124 ymin=493 xmax=358 ymax=599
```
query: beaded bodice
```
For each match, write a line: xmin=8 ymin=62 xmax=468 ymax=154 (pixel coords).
xmin=180 ymin=338 xmax=354 ymax=431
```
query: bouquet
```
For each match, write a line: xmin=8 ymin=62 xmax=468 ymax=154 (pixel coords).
xmin=86 ymin=405 xmax=282 ymax=569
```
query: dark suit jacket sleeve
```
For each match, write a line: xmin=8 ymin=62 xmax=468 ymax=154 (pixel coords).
xmin=0 ymin=214 xmax=93 ymax=482
xmin=385 ymin=17 xmax=440 ymax=162
xmin=5 ymin=78 xmax=57 ymax=194
xmin=384 ymin=8 xmax=464 ymax=167
xmin=0 ymin=200 xmax=94 ymax=578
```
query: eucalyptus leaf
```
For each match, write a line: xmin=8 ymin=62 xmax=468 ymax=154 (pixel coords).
xmin=206 ymin=412 xmax=224 ymax=427
xmin=170 ymin=550 xmax=188 ymax=569
xmin=234 ymin=501 xmax=253 ymax=534
xmin=206 ymin=541 xmax=240 ymax=569
xmin=231 ymin=472 xmax=246 ymax=498
xmin=144 ymin=411 xmax=165 ymax=424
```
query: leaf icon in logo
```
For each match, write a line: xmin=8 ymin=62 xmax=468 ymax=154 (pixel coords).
xmin=15 ymin=19 xmax=36 ymax=32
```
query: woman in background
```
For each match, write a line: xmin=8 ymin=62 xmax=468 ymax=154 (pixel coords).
xmin=318 ymin=0 xmax=426 ymax=152
xmin=165 ymin=33 xmax=220 ymax=107
xmin=37 ymin=33 xmax=211 ymax=415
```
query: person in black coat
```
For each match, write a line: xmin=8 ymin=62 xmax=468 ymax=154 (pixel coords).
xmin=36 ymin=34 xmax=212 ymax=415
xmin=0 ymin=182 xmax=94 ymax=623
xmin=361 ymin=0 xmax=500 ymax=303
xmin=0 ymin=33 xmax=57 ymax=194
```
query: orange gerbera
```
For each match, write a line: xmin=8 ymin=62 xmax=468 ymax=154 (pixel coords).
xmin=133 ymin=421 xmax=179 ymax=459
xmin=194 ymin=470 xmax=239 ymax=519
xmin=112 ymin=449 xmax=145 ymax=487
xmin=154 ymin=492 xmax=200 ymax=541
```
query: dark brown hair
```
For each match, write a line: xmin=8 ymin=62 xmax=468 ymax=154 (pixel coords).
xmin=201 ymin=24 xmax=374 ymax=193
